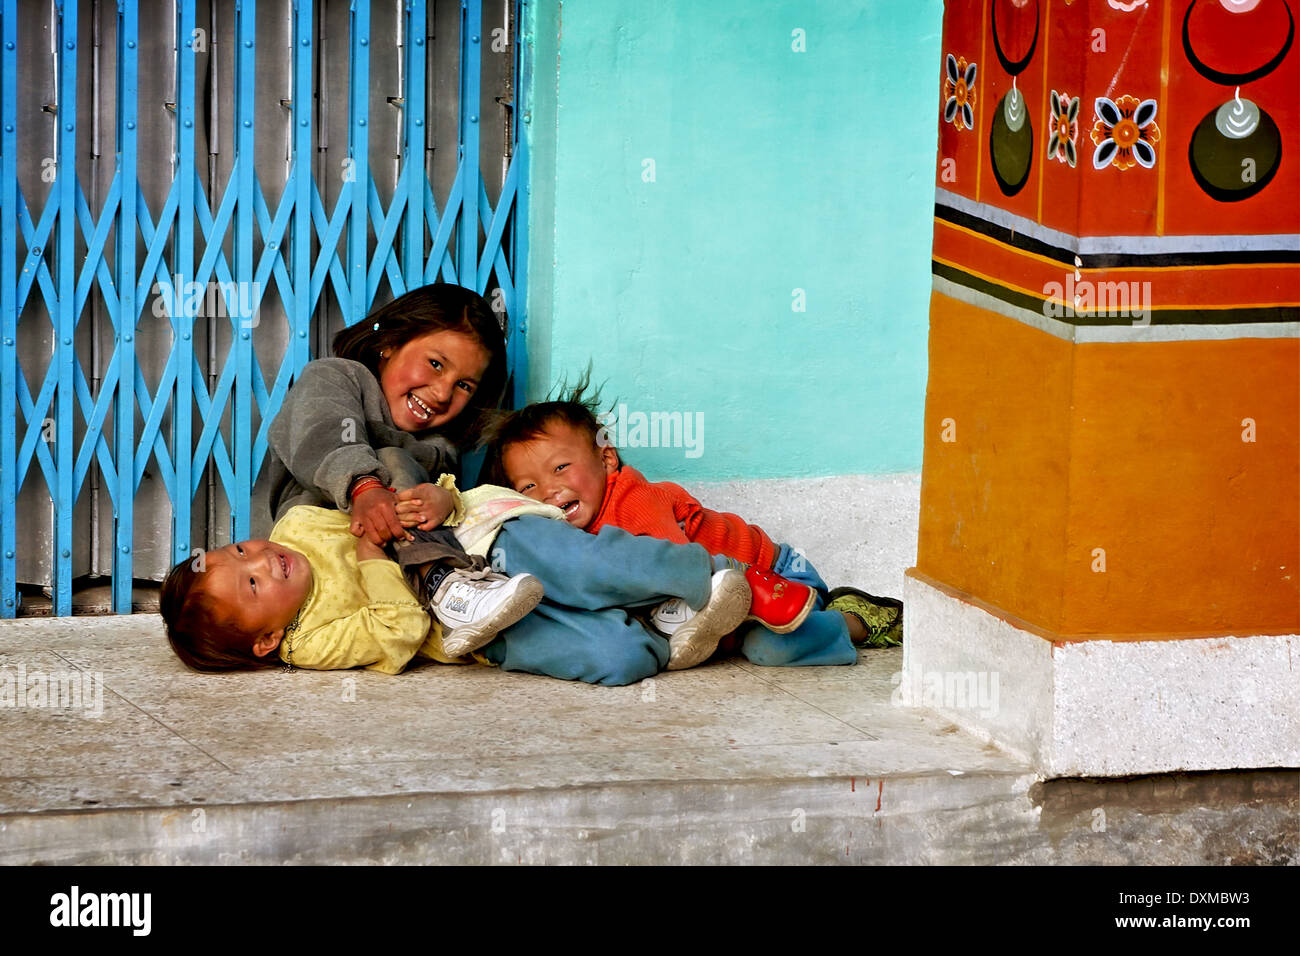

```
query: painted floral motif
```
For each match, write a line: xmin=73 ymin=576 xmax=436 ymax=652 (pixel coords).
xmin=1090 ymin=95 xmax=1160 ymax=170
xmin=1047 ymin=91 xmax=1080 ymax=166
xmin=943 ymin=54 xmax=978 ymax=131
xmin=1108 ymin=0 xmax=1149 ymax=11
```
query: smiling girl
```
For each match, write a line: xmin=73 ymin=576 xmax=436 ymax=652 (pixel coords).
xmin=237 ymin=284 xmax=541 ymax=664
xmin=254 ymin=283 xmax=508 ymax=542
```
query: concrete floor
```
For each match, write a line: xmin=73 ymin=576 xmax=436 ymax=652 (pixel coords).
xmin=2 ymin=475 xmax=1294 ymax=864
xmin=1 ymin=612 xmax=1294 ymax=864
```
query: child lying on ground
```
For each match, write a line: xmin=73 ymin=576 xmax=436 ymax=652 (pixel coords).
xmin=161 ymin=486 xmax=542 ymax=673
xmin=483 ymin=376 xmax=904 ymax=670
xmin=162 ymin=481 xmax=753 ymax=684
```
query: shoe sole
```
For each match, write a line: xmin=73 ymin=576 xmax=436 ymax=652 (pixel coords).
xmin=744 ymin=585 xmax=818 ymax=634
xmin=440 ymin=576 xmax=544 ymax=658
xmin=666 ymin=571 xmax=751 ymax=671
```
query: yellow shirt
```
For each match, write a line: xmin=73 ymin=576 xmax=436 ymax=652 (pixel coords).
xmin=269 ymin=506 xmax=455 ymax=674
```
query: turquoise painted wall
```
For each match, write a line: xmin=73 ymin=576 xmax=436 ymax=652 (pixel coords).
xmin=525 ymin=0 xmax=943 ymax=480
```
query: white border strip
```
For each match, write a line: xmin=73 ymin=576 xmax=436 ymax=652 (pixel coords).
xmin=935 ymin=188 xmax=1300 ymax=256
xmin=933 ymin=275 xmax=1300 ymax=343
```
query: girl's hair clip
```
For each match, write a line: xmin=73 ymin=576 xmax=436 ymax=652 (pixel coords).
xmin=372 ymin=322 xmax=380 ymax=331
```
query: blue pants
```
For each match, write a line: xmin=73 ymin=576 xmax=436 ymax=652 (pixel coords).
xmin=480 ymin=518 xmax=855 ymax=682
xmin=733 ymin=544 xmax=857 ymax=667
xmin=480 ymin=516 xmax=713 ymax=685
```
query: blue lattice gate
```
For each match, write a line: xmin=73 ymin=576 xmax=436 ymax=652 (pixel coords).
xmin=1 ymin=0 xmax=532 ymax=617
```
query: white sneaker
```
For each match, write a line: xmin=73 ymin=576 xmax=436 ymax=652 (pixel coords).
xmin=433 ymin=570 xmax=544 ymax=658
xmin=664 ymin=570 xmax=751 ymax=671
xmin=649 ymin=597 xmax=693 ymax=636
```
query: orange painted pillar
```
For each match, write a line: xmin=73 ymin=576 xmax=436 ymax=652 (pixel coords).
xmin=907 ymin=0 xmax=1299 ymax=775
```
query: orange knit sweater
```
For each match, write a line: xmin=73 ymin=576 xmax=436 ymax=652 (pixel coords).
xmin=586 ymin=465 xmax=777 ymax=570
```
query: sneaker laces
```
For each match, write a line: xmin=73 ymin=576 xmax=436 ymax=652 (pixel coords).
xmin=431 ymin=564 xmax=501 ymax=601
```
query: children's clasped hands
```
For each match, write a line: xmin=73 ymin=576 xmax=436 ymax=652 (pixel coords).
xmin=350 ymin=482 xmax=455 ymax=545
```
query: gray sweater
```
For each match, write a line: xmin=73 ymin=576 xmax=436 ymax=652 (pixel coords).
xmin=251 ymin=358 xmax=458 ymax=536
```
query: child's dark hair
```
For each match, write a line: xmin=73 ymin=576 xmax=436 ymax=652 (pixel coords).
xmin=332 ymin=283 xmax=508 ymax=443
xmin=481 ymin=366 xmax=618 ymax=485
xmin=160 ymin=559 xmax=282 ymax=673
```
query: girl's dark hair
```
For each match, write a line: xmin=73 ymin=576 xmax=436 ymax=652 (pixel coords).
xmin=481 ymin=366 xmax=619 ymax=486
xmin=160 ymin=559 xmax=283 ymax=673
xmin=332 ymin=283 xmax=508 ymax=445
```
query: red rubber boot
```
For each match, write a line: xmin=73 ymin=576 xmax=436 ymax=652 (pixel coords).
xmin=743 ymin=566 xmax=817 ymax=634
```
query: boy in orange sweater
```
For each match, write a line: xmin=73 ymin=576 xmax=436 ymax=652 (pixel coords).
xmin=484 ymin=382 xmax=902 ymax=669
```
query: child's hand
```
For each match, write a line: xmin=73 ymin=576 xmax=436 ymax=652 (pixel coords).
xmin=353 ymin=536 xmax=389 ymax=562
xmin=394 ymin=483 xmax=454 ymax=531
xmin=350 ymin=487 xmax=410 ymax=545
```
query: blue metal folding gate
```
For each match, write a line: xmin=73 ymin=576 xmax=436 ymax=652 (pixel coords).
xmin=1 ymin=0 xmax=532 ymax=617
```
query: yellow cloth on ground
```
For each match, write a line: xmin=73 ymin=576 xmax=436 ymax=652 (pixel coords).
xmin=269 ymin=506 xmax=455 ymax=673
xmin=442 ymin=483 xmax=565 ymax=556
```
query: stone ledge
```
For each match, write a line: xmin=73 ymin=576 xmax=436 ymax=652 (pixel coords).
xmin=4 ymin=767 xmax=1293 ymax=865
xmin=903 ymin=569 xmax=1300 ymax=777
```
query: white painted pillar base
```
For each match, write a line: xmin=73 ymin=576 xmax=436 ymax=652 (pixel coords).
xmin=901 ymin=570 xmax=1300 ymax=777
